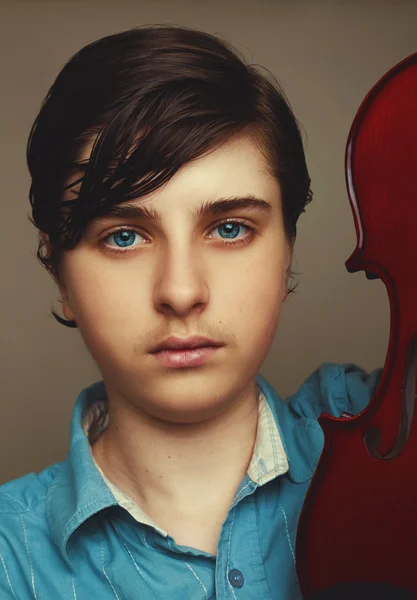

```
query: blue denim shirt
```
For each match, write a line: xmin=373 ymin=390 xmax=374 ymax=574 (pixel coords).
xmin=0 ymin=362 xmax=382 ymax=599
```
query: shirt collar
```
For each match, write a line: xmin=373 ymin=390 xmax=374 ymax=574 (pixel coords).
xmin=47 ymin=375 xmax=322 ymax=571
xmin=46 ymin=381 xmax=119 ymax=572
xmin=256 ymin=374 xmax=324 ymax=483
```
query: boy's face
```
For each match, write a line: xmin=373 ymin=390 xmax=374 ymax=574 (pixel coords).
xmin=52 ymin=132 xmax=292 ymax=423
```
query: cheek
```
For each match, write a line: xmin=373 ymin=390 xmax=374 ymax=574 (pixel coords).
xmin=229 ymin=259 xmax=285 ymax=338
xmin=64 ymin=261 xmax=144 ymax=352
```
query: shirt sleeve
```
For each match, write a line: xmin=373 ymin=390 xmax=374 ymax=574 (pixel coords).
xmin=341 ymin=363 xmax=383 ymax=415
xmin=0 ymin=547 xmax=19 ymax=599
xmin=285 ymin=362 xmax=383 ymax=421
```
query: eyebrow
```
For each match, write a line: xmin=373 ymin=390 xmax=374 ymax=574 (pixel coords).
xmin=92 ymin=195 xmax=273 ymax=224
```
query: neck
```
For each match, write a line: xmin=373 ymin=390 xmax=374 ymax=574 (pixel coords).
xmin=91 ymin=380 xmax=260 ymax=517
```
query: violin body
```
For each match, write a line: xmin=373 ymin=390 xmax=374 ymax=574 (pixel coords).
xmin=296 ymin=52 xmax=417 ymax=597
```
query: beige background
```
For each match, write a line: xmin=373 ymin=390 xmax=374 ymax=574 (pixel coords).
xmin=0 ymin=0 xmax=415 ymax=484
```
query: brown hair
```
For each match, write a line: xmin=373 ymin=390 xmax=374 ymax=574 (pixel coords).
xmin=26 ymin=24 xmax=312 ymax=328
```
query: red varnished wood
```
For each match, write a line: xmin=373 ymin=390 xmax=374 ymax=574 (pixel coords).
xmin=296 ymin=52 xmax=417 ymax=596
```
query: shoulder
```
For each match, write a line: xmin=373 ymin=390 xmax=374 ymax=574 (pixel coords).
xmin=285 ymin=362 xmax=383 ymax=420
xmin=0 ymin=461 xmax=62 ymax=515
xmin=0 ymin=462 xmax=64 ymax=592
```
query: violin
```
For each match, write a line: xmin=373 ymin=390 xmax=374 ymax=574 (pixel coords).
xmin=295 ymin=51 xmax=417 ymax=599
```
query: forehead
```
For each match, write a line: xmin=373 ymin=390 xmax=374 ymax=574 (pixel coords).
xmin=67 ymin=131 xmax=281 ymax=215
xmin=151 ymin=135 xmax=278 ymax=205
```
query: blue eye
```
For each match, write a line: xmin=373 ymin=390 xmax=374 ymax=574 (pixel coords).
xmin=110 ymin=230 xmax=138 ymax=248
xmin=100 ymin=219 xmax=256 ymax=256
xmin=217 ymin=222 xmax=243 ymax=239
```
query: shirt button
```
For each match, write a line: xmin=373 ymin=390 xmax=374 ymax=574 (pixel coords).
xmin=228 ymin=568 xmax=244 ymax=588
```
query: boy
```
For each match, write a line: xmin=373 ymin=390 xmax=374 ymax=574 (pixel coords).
xmin=0 ymin=24 xmax=382 ymax=599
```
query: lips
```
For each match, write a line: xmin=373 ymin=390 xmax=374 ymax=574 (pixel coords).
xmin=151 ymin=336 xmax=223 ymax=353
xmin=152 ymin=345 xmax=220 ymax=368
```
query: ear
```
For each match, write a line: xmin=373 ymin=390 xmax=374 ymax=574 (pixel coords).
xmin=40 ymin=232 xmax=76 ymax=322
xmin=40 ymin=231 xmax=50 ymax=247
xmin=282 ymin=245 xmax=293 ymax=303
xmin=282 ymin=275 xmax=289 ymax=303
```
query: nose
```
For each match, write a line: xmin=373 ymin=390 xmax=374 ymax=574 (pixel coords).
xmin=153 ymin=251 xmax=210 ymax=317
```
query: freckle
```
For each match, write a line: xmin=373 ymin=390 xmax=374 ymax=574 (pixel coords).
xmin=145 ymin=469 xmax=149 ymax=472
xmin=168 ymin=456 xmax=171 ymax=458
